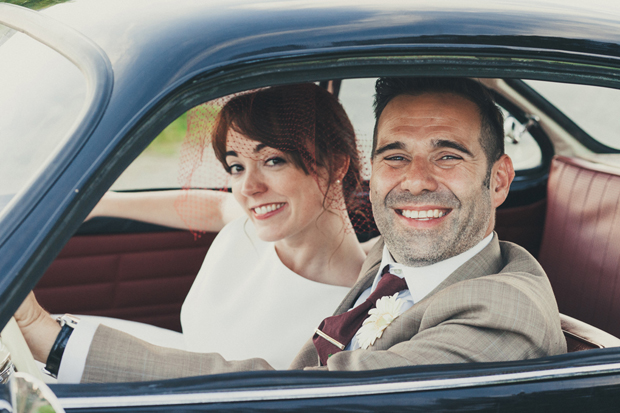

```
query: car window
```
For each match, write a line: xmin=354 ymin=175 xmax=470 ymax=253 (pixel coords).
xmin=338 ymin=78 xmax=543 ymax=173
xmin=0 ymin=24 xmax=86 ymax=211
xmin=337 ymin=78 xmax=376 ymax=180
xmin=111 ymin=114 xmax=187 ymax=190
xmin=524 ymin=80 xmax=620 ymax=150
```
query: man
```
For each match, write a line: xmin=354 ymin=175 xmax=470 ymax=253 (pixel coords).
xmin=16 ymin=77 xmax=566 ymax=383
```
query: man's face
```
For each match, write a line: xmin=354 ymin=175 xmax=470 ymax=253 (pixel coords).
xmin=370 ymin=92 xmax=509 ymax=267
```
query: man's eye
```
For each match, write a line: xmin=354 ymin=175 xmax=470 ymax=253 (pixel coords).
xmin=384 ymin=155 xmax=406 ymax=162
xmin=439 ymin=154 xmax=462 ymax=161
xmin=265 ymin=157 xmax=286 ymax=166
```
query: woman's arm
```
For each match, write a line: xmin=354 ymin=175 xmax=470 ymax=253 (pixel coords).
xmin=14 ymin=292 xmax=59 ymax=363
xmin=86 ymin=190 xmax=244 ymax=232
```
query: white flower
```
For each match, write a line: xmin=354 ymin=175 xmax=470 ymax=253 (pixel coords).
xmin=355 ymin=293 xmax=405 ymax=350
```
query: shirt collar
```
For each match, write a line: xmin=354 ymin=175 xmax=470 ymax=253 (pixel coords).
xmin=373 ymin=233 xmax=494 ymax=303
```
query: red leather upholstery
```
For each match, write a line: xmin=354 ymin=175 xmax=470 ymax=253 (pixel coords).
xmin=34 ymin=231 xmax=215 ymax=332
xmin=539 ymin=156 xmax=620 ymax=337
xmin=496 ymin=199 xmax=546 ymax=257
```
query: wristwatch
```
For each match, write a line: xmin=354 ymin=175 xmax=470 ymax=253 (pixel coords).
xmin=44 ymin=314 xmax=79 ymax=378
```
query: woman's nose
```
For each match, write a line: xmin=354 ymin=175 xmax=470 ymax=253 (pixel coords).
xmin=400 ymin=158 xmax=439 ymax=194
xmin=239 ymin=170 xmax=267 ymax=197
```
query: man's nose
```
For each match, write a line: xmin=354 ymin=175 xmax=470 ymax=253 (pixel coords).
xmin=239 ymin=169 xmax=267 ymax=197
xmin=400 ymin=158 xmax=439 ymax=194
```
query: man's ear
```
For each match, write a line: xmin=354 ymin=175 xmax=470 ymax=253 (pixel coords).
xmin=490 ymin=154 xmax=515 ymax=208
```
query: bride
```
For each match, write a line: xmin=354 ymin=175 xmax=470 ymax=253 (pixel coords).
xmin=16 ymin=83 xmax=373 ymax=376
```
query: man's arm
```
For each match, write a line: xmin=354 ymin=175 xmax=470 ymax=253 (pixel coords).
xmin=82 ymin=325 xmax=274 ymax=383
xmin=323 ymin=275 xmax=566 ymax=371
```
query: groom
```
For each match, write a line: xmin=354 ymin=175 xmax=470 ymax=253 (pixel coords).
xmin=17 ymin=77 xmax=566 ymax=382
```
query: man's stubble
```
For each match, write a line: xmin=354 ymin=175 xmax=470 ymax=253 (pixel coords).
xmin=372 ymin=184 xmax=492 ymax=267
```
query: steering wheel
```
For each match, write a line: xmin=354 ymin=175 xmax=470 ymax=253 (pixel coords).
xmin=1 ymin=317 xmax=43 ymax=380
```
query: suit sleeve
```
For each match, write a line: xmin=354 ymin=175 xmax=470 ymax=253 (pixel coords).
xmin=81 ymin=325 xmax=274 ymax=383
xmin=323 ymin=275 xmax=566 ymax=371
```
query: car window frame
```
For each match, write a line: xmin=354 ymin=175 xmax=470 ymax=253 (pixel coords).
xmin=6 ymin=46 xmax=620 ymax=408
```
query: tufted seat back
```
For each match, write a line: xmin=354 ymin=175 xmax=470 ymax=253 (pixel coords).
xmin=539 ymin=156 xmax=620 ymax=337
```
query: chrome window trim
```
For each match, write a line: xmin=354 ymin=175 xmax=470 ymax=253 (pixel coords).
xmin=59 ymin=362 xmax=620 ymax=409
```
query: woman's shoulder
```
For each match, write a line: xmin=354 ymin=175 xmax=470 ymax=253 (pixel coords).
xmin=206 ymin=215 xmax=267 ymax=256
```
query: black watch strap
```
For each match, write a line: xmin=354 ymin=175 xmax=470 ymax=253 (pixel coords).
xmin=45 ymin=314 xmax=79 ymax=378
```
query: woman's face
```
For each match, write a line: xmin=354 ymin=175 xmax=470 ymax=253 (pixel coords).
xmin=225 ymin=129 xmax=327 ymax=243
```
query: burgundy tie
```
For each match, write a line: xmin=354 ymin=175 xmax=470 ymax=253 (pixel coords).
xmin=313 ymin=266 xmax=408 ymax=365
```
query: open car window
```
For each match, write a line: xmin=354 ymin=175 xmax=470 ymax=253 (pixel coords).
xmin=23 ymin=71 xmax=620 ymax=410
xmin=524 ymin=80 xmax=620 ymax=150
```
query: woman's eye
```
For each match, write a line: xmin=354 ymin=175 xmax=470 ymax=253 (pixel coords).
xmin=228 ymin=164 xmax=244 ymax=174
xmin=265 ymin=157 xmax=286 ymax=166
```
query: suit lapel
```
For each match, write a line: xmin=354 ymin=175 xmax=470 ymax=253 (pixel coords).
xmin=425 ymin=233 xmax=502 ymax=298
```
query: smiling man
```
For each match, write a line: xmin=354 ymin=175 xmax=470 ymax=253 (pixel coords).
xmin=371 ymin=89 xmax=502 ymax=267
xmin=309 ymin=77 xmax=565 ymax=370
xmin=15 ymin=77 xmax=566 ymax=382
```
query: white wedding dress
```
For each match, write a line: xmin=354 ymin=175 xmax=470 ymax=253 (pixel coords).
xmin=181 ymin=217 xmax=350 ymax=369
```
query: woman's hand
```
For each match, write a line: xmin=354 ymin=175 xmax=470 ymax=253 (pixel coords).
xmin=14 ymin=292 xmax=60 ymax=363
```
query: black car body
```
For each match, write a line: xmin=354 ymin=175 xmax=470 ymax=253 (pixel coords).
xmin=2 ymin=0 xmax=620 ymax=411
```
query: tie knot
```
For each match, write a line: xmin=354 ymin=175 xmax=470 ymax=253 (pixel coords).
xmin=369 ymin=267 xmax=408 ymax=302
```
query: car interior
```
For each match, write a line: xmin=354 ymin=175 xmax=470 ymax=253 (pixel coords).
xmin=30 ymin=77 xmax=620 ymax=373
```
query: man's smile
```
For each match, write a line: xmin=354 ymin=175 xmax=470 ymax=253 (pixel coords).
xmin=398 ymin=208 xmax=449 ymax=220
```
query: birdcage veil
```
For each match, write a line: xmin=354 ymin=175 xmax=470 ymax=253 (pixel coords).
xmin=174 ymin=83 xmax=374 ymax=238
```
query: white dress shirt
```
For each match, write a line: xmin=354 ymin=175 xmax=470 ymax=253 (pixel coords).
xmin=346 ymin=233 xmax=493 ymax=351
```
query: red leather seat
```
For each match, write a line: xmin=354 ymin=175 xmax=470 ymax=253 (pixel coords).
xmin=539 ymin=156 xmax=620 ymax=337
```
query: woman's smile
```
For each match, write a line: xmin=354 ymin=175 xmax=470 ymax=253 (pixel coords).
xmin=251 ymin=202 xmax=287 ymax=219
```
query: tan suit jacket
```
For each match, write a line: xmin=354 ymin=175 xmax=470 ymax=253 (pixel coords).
xmin=81 ymin=235 xmax=566 ymax=383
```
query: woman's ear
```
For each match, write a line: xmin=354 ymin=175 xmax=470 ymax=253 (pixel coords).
xmin=335 ymin=155 xmax=350 ymax=182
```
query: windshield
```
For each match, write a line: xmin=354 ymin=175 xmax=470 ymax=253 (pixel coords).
xmin=524 ymin=80 xmax=620 ymax=150
xmin=0 ymin=23 xmax=86 ymax=213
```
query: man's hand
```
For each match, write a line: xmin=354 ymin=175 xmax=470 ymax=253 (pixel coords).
xmin=14 ymin=292 xmax=61 ymax=363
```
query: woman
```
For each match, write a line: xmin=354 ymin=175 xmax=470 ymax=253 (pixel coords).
xmin=21 ymin=83 xmax=370 ymax=372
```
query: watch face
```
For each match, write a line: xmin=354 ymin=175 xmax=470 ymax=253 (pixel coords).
xmin=58 ymin=314 xmax=80 ymax=328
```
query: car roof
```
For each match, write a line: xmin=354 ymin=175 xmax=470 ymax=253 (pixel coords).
xmin=37 ymin=0 xmax=620 ymax=157
xmin=44 ymin=0 xmax=620 ymax=96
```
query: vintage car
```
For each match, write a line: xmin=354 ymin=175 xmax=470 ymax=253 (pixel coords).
xmin=2 ymin=0 xmax=620 ymax=411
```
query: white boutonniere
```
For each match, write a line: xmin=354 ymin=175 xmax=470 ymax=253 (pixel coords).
xmin=355 ymin=293 xmax=405 ymax=350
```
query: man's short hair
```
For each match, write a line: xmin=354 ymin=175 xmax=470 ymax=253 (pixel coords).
xmin=372 ymin=77 xmax=505 ymax=180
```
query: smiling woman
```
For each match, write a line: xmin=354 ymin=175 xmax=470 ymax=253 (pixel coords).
xmin=22 ymin=83 xmax=370 ymax=375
